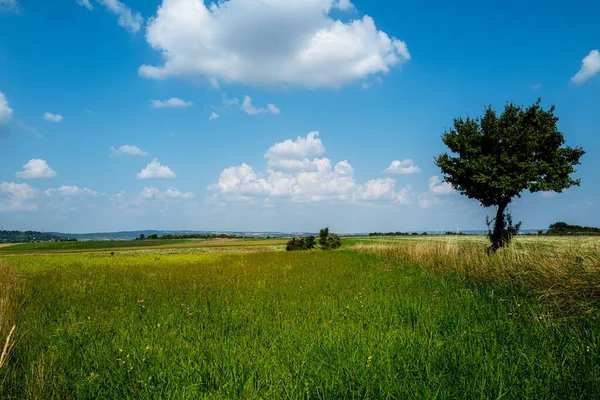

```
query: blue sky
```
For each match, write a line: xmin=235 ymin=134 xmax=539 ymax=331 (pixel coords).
xmin=0 ymin=0 xmax=598 ymax=233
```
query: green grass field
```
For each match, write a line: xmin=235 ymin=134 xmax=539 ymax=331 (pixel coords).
xmin=0 ymin=238 xmax=287 ymax=254
xmin=1 ymin=237 xmax=598 ymax=398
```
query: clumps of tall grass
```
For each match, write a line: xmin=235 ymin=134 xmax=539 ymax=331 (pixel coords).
xmin=353 ymin=238 xmax=600 ymax=317
xmin=0 ymin=262 xmax=22 ymax=372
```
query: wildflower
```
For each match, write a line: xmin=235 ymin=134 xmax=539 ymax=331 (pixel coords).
xmin=366 ymin=355 xmax=373 ymax=367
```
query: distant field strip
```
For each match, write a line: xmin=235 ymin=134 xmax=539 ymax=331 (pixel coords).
xmin=0 ymin=238 xmax=288 ymax=255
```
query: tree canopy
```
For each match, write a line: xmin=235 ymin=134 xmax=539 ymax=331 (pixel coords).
xmin=435 ymin=99 xmax=584 ymax=251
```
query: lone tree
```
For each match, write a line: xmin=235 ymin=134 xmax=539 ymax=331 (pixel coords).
xmin=435 ymin=99 xmax=584 ymax=252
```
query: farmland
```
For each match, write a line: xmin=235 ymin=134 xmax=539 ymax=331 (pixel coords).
xmin=1 ymin=236 xmax=598 ymax=398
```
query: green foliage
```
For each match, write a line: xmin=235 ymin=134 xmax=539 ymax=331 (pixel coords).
xmin=435 ymin=99 xmax=584 ymax=251
xmin=319 ymin=227 xmax=342 ymax=250
xmin=1 ymin=250 xmax=598 ymax=398
xmin=0 ymin=230 xmax=76 ymax=244
xmin=286 ymin=236 xmax=316 ymax=251
xmin=547 ymin=222 xmax=600 ymax=235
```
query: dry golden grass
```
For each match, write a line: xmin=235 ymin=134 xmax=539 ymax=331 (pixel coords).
xmin=352 ymin=236 xmax=600 ymax=317
xmin=0 ymin=262 xmax=22 ymax=372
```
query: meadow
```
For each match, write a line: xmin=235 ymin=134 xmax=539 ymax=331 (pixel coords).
xmin=0 ymin=236 xmax=598 ymax=398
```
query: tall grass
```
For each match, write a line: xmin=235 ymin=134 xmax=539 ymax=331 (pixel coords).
xmin=1 ymin=250 xmax=598 ymax=398
xmin=0 ymin=262 xmax=22 ymax=373
xmin=352 ymin=236 xmax=600 ymax=317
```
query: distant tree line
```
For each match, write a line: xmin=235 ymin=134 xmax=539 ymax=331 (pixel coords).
xmin=546 ymin=222 xmax=600 ymax=235
xmin=0 ymin=230 xmax=77 ymax=244
xmin=368 ymin=231 xmax=465 ymax=236
xmin=137 ymin=233 xmax=246 ymax=240
xmin=286 ymin=228 xmax=341 ymax=251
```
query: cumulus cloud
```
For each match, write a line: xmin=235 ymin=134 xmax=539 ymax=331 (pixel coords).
xmin=209 ymin=131 xmax=412 ymax=205
xmin=110 ymin=144 xmax=149 ymax=156
xmin=240 ymin=96 xmax=280 ymax=115
xmin=0 ymin=181 xmax=37 ymax=212
xmin=150 ymin=97 xmax=193 ymax=108
xmin=139 ymin=0 xmax=410 ymax=89
xmin=140 ymin=186 xmax=194 ymax=200
xmin=571 ymin=50 xmax=600 ymax=85
xmin=16 ymin=159 xmax=57 ymax=179
xmin=417 ymin=175 xmax=456 ymax=208
xmin=428 ymin=175 xmax=455 ymax=195
xmin=44 ymin=185 xmax=97 ymax=197
xmin=137 ymin=159 xmax=176 ymax=179
xmin=0 ymin=91 xmax=14 ymax=129
xmin=384 ymin=159 xmax=421 ymax=175
xmin=208 ymin=112 xmax=219 ymax=120
xmin=42 ymin=112 xmax=64 ymax=122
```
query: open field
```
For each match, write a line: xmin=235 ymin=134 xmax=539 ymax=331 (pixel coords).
xmin=1 ymin=236 xmax=598 ymax=398
xmin=0 ymin=238 xmax=288 ymax=255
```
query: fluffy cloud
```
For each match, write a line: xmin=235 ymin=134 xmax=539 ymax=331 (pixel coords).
xmin=0 ymin=91 xmax=13 ymax=126
xmin=139 ymin=0 xmax=410 ymax=89
xmin=428 ymin=175 xmax=455 ymax=195
xmin=0 ymin=182 xmax=37 ymax=212
xmin=42 ymin=112 xmax=64 ymax=122
xmin=240 ymin=96 xmax=280 ymax=115
xmin=209 ymin=131 xmax=411 ymax=205
xmin=110 ymin=144 xmax=149 ymax=156
xmin=384 ymin=159 xmax=421 ymax=175
xmin=150 ymin=98 xmax=193 ymax=108
xmin=208 ymin=112 xmax=219 ymax=120
xmin=417 ymin=176 xmax=456 ymax=208
xmin=45 ymin=185 xmax=97 ymax=197
xmin=137 ymin=159 xmax=176 ymax=179
xmin=16 ymin=159 xmax=57 ymax=179
xmin=265 ymin=131 xmax=325 ymax=167
xmin=140 ymin=186 xmax=194 ymax=200
xmin=571 ymin=50 xmax=600 ymax=85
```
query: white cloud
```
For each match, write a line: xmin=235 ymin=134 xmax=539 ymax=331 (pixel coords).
xmin=16 ymin=159 xmax=57 ymax=179
xmin=139 ymin=0 xmax=410 ymax=89
xmin=42 ymin=112 xmax=64 ymax=122
xmin=150 ymin=97 xmax=193 ymax=108
xmin=428 ymin=175 xmax=455 ymax=195
xmin=0 ymin=182 xmax=37 ymax=212
xmin=571 ymin=50 xmax=600 ymax=85
xmin=0 ymin=91 xmax=14 ymax=125
xmin=137 ymin=159 xmax=176 ymax=179
xmin=0 ymin=0 xmax=20 ymax=13
xmin=265 ymin=131 xmax=325 ymax=164
xmin=357 ymin=178 xmax=412 ymax=204
xmin=209 ymin=131 xmax=413 ymax=205
xmin=140 ymin=186 xmax=194 ymax=200
xmin=266 ymin=104 xmax=281 ymax=114
xmin=97 ymin=0 xmax=143 ymax=33
xmin=208 ymin=112 xmax=219 ymax=120
xmin=417 ymin=175 xmax=456 ymax=208
xmin=45 ymin=185 xmax=97 ymax=197
xmin=384 ymin=159 xmax=421 ymax=175
xmin=532 ymin=83 xmax=542 ymax=91
xmin=110 ymin=144 xmax=149 ymax=156
xmin=76 ymin=0 xmax=93 ymax=10
xmin=240 ymin=96 xmax=280 ymax=115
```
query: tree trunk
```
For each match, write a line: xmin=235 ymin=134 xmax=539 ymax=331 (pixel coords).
xmin=490 ymin=202 xmax=508 ymax=253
